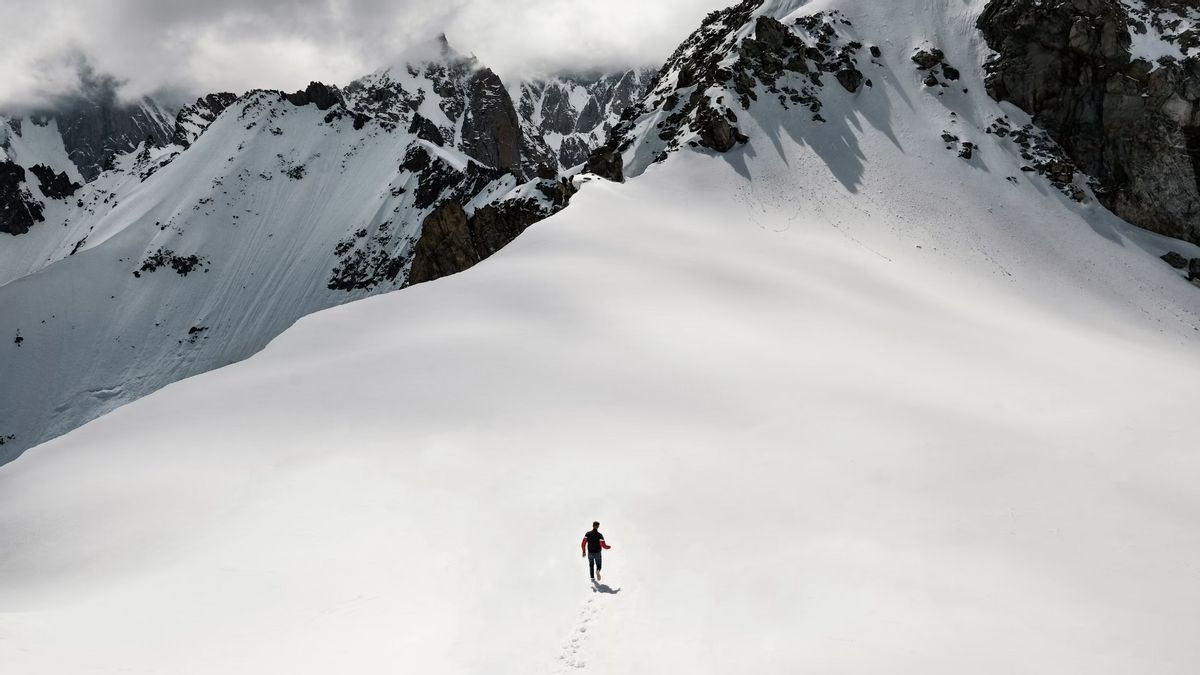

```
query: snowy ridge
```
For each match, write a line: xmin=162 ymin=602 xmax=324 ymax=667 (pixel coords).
xmin=0 ymin=53 xmax=576 ymax=462
xmin=3 ymin=1 xmax=1200 ymax=671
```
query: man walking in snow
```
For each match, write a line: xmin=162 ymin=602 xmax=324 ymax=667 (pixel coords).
xmin=581 ymin=521 xmax=612 ymax=581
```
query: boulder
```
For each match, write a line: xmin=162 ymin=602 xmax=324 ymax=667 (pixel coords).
xmin=583 ymin=143 xmax=625 ymax=182
xmin=1161 ymin=251 xmax=1189 ymax=268
xmin=911 ymin=48 xmax=945 ymax=70
xmin=836 ymin=68 xmax=865 ymax=92
xmin=285 ymin=82 xmax=345 ymax=110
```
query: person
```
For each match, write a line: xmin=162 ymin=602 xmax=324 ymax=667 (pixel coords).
xmin=581 ymin=521 xmax=612 ymax=581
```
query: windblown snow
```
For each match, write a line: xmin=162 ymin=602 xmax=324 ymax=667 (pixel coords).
xmin=2 ymin=0 xmax=1200 ymax=673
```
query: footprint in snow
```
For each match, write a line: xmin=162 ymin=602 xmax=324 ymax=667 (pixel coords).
xmin=555 ymin=598 xmax=602 ymax=671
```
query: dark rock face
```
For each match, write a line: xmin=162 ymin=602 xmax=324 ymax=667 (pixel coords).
xmin=979 ymin=0 xmax=1200 ymax=244
xmin=835 ymin=68 xmax=864 ymax=92
xmin=461 ymin=69 xmax=524 ymax=173
xmin=408 ymin=179 xmax=577 ymax=285
xmin=34 ymin=66 xmax=176 ymax=181
xmin=408 ymin=113 xmax=444 ymax=145
xmin=695 ymin=104 xmax=741 ymax=151
xmin=911 ymin=48 xmax=945 ymax=70
xmin=285 ymin=82 xmax=345 ymax=110
xmin=558 ymin=136 xmax=594 ymax=169
xmin=172 ymin=93 xmax=239 ymax=147
xmin=407 ymin=201 xmax=479 ymax=284
xmin=584 ymin=142 xmax=625 ymax=182
xmin=1191 ymin=257 xmax=1200 ymax=281
xmin=516 ymin=68 xmax=656 ymax=169
xmin=1161 ymin=251 xmax=1189 ymax=268
xmin=0 ymin=160 xmax=44 ymax=235
xmin=29 ymin=164 xmax=81 ymax=199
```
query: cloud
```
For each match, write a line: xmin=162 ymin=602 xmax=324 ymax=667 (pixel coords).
xmin=0 ymin=0 xmax=721 ymax=109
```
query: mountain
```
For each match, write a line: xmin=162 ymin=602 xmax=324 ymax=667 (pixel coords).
xmin=0 ymin=67 xmax=176 ymax=183
xmin=3 ymin=0 xmax=1200 ymax=672
xmin=514 ymin=68 xmax=657 ymax=168
xmin=978 ymin=0 xmax=1200 ymax=246
xmin=0 ymin=40 xmax=579 ymax=464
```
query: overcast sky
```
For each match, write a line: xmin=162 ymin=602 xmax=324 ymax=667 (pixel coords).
xmin=0 ymin=0 xmax=722 ymax=109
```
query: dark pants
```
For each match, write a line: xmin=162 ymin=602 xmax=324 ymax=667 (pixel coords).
xmin=588 ymin=550 xmax=602 ymax=578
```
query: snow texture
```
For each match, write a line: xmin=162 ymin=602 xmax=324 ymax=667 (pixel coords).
xmin=2 ymin=0 xmax=1200 ymax=672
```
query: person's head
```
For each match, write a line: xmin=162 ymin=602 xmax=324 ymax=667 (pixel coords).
xmin=592 ymin=521 xmax=600 ymax=530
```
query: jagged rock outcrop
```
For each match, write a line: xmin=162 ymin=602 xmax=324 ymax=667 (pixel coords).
xmin=593 ymin=2 xmax=869 ymax=177
xmin=0 ymin=161 xmax=44 ymax=235
xmin=979 ymin=0 xmax=1200 ymax=244
xmin=172 ymin=93 xmax=239 ymax=148
xmin=461 ymin=69 xmax=525 ymax=173
xmin=583 ymin=142 xmax=625 ymax=182
xmin=28 ymin=164 xmax=81 ymax=199
xmin=516 ymin=69 xmax=656 ymax=169
xmin=34 ymin=67 xmax=175 ymax=181
xmin=344 ymin=38 xmax=556 ymax=181
xmin=408 ymin=178 xmax=577 ymax=285
xmin=285 ymin=82 xmax=345 ymax=110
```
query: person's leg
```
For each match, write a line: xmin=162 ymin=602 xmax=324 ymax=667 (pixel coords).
xmin=595 ymin=552 xmax=602 ymax=579
xmin=588 ymin=553 xmax=595 ymax=579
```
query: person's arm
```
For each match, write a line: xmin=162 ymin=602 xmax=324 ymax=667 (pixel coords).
xmin=581 ymin=537 xmax=588 ymax=557
xmin=600 ymin=538 xmax=612 ymax=550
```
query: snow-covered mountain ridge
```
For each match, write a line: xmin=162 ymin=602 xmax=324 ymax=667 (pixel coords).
xmin=0 ymin=42 xmax=591 ymax=463
xmin=3 ymin=0 xmax=1200 ymax=671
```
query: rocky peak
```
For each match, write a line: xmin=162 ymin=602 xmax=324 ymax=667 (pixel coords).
xmin=589 ymin=0 xmax=871 ymax=179
xmin=979 ymin=0 xmax=1200 ymax=244
xmin=172 ymin=92 xmax=239 ymax=148
xmin=515 ymin=68 xmax=657 ymax=169
xmin=343 ymin=37 xmax=553 ymax=180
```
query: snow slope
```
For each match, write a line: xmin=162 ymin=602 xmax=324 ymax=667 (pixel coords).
xmin=3 ymin=0 xmax=1200 ymax=672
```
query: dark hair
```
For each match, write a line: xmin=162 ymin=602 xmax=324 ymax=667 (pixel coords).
xmin=592 ymin=521 xmax=600 ymax=528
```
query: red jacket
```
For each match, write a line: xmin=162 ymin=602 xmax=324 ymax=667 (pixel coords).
xmin=581 ymin=535 xmax=612 ymax=556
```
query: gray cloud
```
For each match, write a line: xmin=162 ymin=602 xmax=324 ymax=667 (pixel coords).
xmin=0 ymin=0 xmax=721 ymax=108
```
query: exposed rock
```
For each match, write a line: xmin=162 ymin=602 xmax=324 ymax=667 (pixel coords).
xmin=835 ymin=68 xmax=864 ymax=92
xmin=558 ymin=136 xmax=594 ymax=169
xmin=0 ymin=160 xmax=44 ymax=235
xmin=29 ymin=164 xmax=81 ymax=199
xmin=173 ymin=93 xmax=239 ymax=148
xmin=137 ymin=248 xmax=209 ymax=277
xmin=538 ymin=84 xmax=580 ymax=135
xmin=1191 ymin=257 xmax=1200 ymax=281
xmin=407 ymin=201 xmax=478 ymax=284
xmin=911 ymin=48 xmax=945 ymax=70
xmin=408 ymin=113 xmax=444 ymax=145
xmin=461 ymin=68 xmax=523 ymax=172
xmin=584 ymin=143 xmax=625 ymax=182
xmin=979 ymin=0 xmax=1200 ymax=244
xmin=327 ymin=220 xmax=409 ymax=291
xmin=408 ymin=180 xmax=577 ymax=286
xmin=33 ymin=67 xmax=176 ymax=180
xmin=285 ymin=82 xmax=345 ymax=110
xmin=1161 ymin=250 xmax=1189 ymax=268
xmin=695 ymin=103 xmax=743 ymax=151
